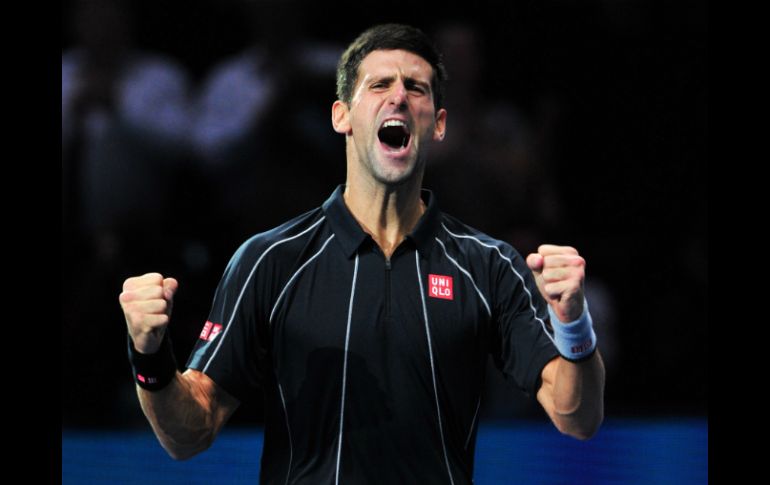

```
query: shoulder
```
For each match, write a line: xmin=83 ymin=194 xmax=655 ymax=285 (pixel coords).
xmin=437 ymin=213 xmax=524 ymax=268
xmin=227 ymin=207 xmax=327 ymax=271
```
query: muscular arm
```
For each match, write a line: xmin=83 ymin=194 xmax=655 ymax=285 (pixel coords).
xmin=525 ymin=245 xmax=606 ymax=440
xmin=138 ymin=369 xmax=240 ymax=460
xmin=119 ymin=273 xmax=240 ymax=460
xmin=537 ymin=351 xmax=605 ymax=440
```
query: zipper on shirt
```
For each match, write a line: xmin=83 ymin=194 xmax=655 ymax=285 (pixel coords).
xmin=385 ymin=258 xmax=392 ymax=318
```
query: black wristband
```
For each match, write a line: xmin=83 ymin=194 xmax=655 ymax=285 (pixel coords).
xmin=127 ymin=332 xmax=178 ymax=391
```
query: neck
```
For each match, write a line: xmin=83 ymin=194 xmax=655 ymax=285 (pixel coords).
xmin=343 ymin=173 xmax=425 ymax=260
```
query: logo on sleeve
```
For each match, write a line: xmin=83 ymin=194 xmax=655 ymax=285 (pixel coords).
xmin=199 ymin=321 xmax=223 ymax=341
xmin=428 ymin=274 xmax=453 ymax=300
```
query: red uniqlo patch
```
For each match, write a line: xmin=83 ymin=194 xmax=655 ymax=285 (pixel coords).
xmin=208 ymin=324 xmax=223 ymax=341
xmin=199 ymin=321 xmax=213 ymax=340
xmin=428 ymin=274 xmax=453 ymax=300
xmin=200 ymin=321 xmax=223 ymax=341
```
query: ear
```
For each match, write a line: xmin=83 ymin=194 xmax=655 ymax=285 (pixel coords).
xmin=432 ymin=108 xmax=447 ymax=142
xmin=332 ymin=100 xmax=351 ymax=134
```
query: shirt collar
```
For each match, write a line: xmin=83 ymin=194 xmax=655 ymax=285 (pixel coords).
xmin=322 ymin=185 xmax=441 ymax=259
xmin=407 ymin=187 xmax=441 ymax=257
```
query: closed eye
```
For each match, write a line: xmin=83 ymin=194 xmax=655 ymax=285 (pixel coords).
xmin=405 ymin=79 xmax=429 ymax=95
xmin=370 ymin=81 xmax=389 ymax=90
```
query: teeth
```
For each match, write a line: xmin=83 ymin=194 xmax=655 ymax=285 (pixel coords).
xmin=382 ymin=120 xmax=408 ymax=130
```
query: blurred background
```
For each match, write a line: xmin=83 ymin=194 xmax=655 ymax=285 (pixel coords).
xmin=61 ymin=0 xmax=707 ymax=482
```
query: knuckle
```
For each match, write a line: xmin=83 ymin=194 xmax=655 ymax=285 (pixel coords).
xmin=144 ymin=272 xmax=164 ymax=283
xmin=122 ymin=276 xmax=138 ymax=291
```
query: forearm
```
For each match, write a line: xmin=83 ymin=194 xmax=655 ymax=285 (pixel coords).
xmin=137 ymin=371 xmax=218 ymax=460
xmin=550 ymin=350 xmax=605 ymax=439
xmin=121 ymin=274 xmax=236 ymax=458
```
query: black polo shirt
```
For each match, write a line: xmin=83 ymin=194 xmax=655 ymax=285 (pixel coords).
xmin=186 ymin=185 xmax=560 ymax=485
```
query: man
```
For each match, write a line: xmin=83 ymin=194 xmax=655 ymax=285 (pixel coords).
xmin=119 ymin=24 xmax=605 ymax=484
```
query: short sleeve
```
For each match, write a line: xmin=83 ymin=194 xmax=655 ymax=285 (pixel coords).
xmin=186 ymin=239 xmax=269 ymax=402
xmin=489 ymin=246 xmax=560 ymax=398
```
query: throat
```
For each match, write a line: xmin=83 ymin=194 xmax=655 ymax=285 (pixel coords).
xmin=371 ymin=233 xmax=403 ymax=260
xmin=343 ymin=184 xmax=426 ymax=258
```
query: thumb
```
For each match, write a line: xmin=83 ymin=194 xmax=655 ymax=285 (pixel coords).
xmin=526 ymin=253 xmax=550 ymax=304
xmin=163 ymin=277 xmax=178 ymax=307
xmin=526 ymin=253 xmax=544 ymax=275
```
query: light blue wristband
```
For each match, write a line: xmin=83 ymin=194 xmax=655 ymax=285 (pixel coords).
xmin=547 ymin=300 xmax=597 ymax=361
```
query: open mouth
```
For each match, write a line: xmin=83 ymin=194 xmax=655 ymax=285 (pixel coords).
xmin=377 ymin=119 xmax=411 ymax=151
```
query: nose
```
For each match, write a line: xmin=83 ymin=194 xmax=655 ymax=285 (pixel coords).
xmin=389 ymin=82 xmax=408 ymax=110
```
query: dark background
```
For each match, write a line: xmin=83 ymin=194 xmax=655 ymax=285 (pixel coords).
xmin=62 ymin=0 xmax=707 ymax=428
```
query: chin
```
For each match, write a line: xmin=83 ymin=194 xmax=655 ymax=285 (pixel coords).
xmin=378 ymin=155 xmax=425 ymax=183
xmin=373 ymin=164 xmax=418 ymax=187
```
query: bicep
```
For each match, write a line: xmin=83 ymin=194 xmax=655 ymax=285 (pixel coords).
xmin=490 ymin=246 xmax=559 ymax=396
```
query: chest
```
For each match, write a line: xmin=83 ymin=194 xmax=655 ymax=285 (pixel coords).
xmin=269 ymin=249 xmax=491 ymax=366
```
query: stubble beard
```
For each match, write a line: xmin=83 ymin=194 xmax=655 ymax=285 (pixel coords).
xmin=363 ymin=141 xmax=426 ymax=188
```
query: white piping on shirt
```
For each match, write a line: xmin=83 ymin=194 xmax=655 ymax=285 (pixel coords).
xmin=335 ymin=253 xmax=359 ymax=485
xmin=464 ymin=395 xmax=482 ymax=450
xmin=435 ymin=237 xmax=491 ymax=317
xmin=269 ymin=234 xmax=335 ymax=324
xmin=202 ymin=216 xmax=326 ymax=373
xmin=415 ymin=251 xmax=456 ymax=485
xmin=277 ymin=382 xmax=294 ymax=485
xmin=441 ymin=223 xmax=557 ymax=346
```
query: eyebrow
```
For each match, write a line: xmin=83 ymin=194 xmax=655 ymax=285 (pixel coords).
xmin=371 ymin=75 xmax=431 ymax=91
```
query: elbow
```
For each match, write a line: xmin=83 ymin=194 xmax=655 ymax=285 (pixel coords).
xmin=168 ymin=450 xmax=194 ymax=461
xmin=167 ymin=448 xmax=201 ymax=461
xmin=568 ymin=422 xmax=601 ymax=441
xmin=162 ymin=433 xmax=215 ymax=461
xmin=557 ymin=409 xmax=604 ymax=441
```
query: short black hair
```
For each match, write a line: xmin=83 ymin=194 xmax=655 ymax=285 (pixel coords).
xmin=336 ymin=24 xmax=447 ymax=110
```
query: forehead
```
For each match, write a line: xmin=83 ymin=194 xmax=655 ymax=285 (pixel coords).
xmin=357 ymin=49 xmax=434 ymax=82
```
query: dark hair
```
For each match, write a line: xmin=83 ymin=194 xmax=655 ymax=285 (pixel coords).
xmin=336 ymin=24 xmax=447 ymax=110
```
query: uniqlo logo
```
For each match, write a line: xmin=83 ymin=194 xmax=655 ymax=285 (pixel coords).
xmin=199 ymin=321 xmax=223 ymax=341
xmin=199 ymin=321 xmax=213 ymax=340
xmin=137 ymin=374 xmax=157 ymax=384
xmin=428 ymin=274 xmax=453 ymax=300
xmin=209 ymin=324 xmax=223 ymax=341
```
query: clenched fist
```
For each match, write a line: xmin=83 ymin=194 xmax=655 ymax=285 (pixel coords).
xmin=526 ymin=245 xmax=586 ymax=323
xmin=119 ymin=273 xmax=178 ymax=354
